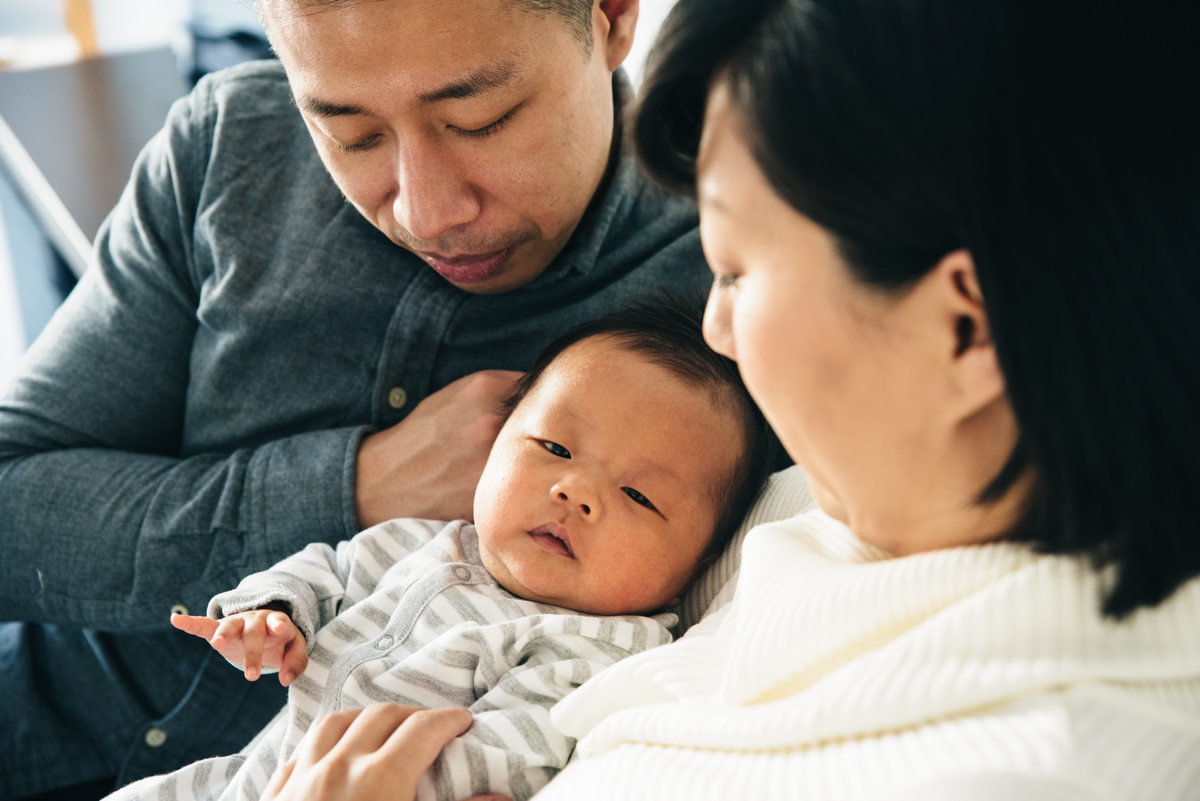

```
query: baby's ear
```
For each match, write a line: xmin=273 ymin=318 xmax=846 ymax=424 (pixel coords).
xmin=667 ymin=552 xmax=720 ymax=609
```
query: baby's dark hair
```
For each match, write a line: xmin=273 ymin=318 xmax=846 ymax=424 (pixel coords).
xmin=502 ymin=297 xmax=773 ymax=562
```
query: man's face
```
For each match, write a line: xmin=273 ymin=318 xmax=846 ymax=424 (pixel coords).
xmin=264 ymin=0 xmax=634 ymax=294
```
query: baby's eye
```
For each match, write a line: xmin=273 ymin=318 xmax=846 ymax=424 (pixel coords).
xmin=622 ymin=487 xmax=657 ymax=511
xmin=541 ymin=441 xmax=571 ymax=459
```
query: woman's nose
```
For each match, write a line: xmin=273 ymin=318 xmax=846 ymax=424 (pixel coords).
xmin=703 ymin=286 xmax=738 ymax=361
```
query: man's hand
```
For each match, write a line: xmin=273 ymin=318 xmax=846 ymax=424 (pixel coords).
xmin=171 ymin=609 xmax=308 ymax=686
xmin=261 ymin=704 xmax=510 ymax=801
xmin=355 ymin=370 xmax=522 ymax=527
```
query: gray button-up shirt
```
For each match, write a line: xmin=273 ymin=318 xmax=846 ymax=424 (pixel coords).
xmin=0 ymin=59 xmax=709 ymax=792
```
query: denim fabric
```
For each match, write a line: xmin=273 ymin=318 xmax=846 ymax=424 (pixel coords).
xmin=0 ymin=61 xmax=709 ymax=797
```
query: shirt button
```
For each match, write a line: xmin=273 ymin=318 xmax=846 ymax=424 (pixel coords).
xmin=375 ymin=635 xmax=395 ymax=650
xmin=387 ymin=387 xmax=408 ymax=409
xmin=169 ymin=604 xmax=189 ymax=617
xmin=144 ymin=728 xmax=168 ymax=747
xmin=452 ymin=566 xmax=471 ymax=581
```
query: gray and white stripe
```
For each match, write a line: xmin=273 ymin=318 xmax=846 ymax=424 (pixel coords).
xmin=108 ymin=519 xmax=674 ymax=801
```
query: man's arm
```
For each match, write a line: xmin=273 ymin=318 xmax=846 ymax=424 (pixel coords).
xmin=0 ymin=80 xmax=363 ymax=632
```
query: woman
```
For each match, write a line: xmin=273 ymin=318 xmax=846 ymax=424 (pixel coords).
xmin=258 ymin=0 xmax=1200 ymax=798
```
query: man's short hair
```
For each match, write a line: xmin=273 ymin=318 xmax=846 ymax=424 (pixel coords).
xmin=501 ymin=297 xmax=774 ymax=562
xmin=257 ymin=0 xmax=595 ymax=54
xmin=512 ymin=0 xmax=594 ymax=52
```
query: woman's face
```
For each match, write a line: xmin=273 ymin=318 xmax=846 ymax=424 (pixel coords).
xmin=696 ymin=82 xmax=1023 ymax=554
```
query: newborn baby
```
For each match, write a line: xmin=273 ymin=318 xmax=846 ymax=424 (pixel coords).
xmin=110 ymin=303 xmax=770 ymax=801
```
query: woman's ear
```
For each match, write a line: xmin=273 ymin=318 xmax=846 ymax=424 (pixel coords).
xmin=597 ymin=0 xmax=639 ymax=72
xmin=934 ymin=249 xmax=1007 ymax=421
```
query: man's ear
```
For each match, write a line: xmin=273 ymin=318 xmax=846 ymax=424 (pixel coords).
xmin=596 ymin=0 xmax=639 ymax=72
xmin=932 ymin=249 xmax=1007 ymax=421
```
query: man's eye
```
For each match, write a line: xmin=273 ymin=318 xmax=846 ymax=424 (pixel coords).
xmin=336 ymin=134 xmax=381 ymax=153
xmin=454 ymin=106 xmax=519 ymax=139
xmin=541 ymin=441 xmax=571 ymax=458
xmin=622 ymin=487 xmax=657 ymax=511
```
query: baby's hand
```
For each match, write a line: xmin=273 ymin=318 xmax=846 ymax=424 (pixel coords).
xmin=171 ymin=609 xmax=308 ymax=686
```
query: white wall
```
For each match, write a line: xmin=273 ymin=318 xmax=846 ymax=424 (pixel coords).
xmin=627 ymin=0 xmax=678 ymax=90
xmin=91 ymin=0 xmax=188 ymax=55
xmin=0 ymin=0 xmax=188 ymax=71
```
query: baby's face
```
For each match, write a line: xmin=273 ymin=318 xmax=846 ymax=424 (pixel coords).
xmin=474 ymin=336 xmax=743 ymax=615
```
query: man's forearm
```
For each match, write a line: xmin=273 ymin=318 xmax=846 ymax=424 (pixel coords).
xmin=0 ymin=425 xmax=364 ymax=631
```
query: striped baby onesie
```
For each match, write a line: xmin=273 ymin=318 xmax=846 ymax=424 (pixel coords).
xmin=108 ymin=518 xmax=676 ymax=801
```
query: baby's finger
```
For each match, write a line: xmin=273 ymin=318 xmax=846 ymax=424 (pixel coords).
xmin=279 ymin=636 xmax=309 ymax=686
xmin=210 ymin=615 xmax=246 ymax=650
xmin=170 ymin=614 xmax=219 ymax=641
xmin=266 ymin=611 xmax=296 ymax=637
xmin=242 ymin=614 xmax=267 ymax=681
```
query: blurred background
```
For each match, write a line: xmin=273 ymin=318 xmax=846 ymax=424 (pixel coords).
xmin=0 ymin=0 xmax=678 ymax=384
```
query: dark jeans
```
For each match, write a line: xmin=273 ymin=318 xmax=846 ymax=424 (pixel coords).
xmin=0 ymin=623 xmax=287 ymax=800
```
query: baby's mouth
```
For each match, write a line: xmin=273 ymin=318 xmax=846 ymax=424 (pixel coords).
xmin=528 ymin=523 xmax=575 ymax=558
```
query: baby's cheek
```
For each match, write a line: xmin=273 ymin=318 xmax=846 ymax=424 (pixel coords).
xmin=472 ymin=458 xmax=510 ymax=527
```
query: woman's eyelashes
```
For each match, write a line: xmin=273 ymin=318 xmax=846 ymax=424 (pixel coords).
xmin=622 ymin=487 xmax=658 ymax=511
xmin=712 ymin=272 xmax=740 ymax=290
xmin=541 ymin=440 xmax=571 ymax=458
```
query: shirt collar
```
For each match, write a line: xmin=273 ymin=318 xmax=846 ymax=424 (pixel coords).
xmin=520 ymin=68 xmax=647 ymax=289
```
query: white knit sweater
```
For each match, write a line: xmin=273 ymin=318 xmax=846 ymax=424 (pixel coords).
xmin=539 ymin=510 xmax=1200 ymax=800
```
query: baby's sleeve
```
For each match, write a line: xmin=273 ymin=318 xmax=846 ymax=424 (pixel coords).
xmin=207 ymin=517 xmax=453 ymax=647
xmin=417 ymin=612 xmax=675 ymax=801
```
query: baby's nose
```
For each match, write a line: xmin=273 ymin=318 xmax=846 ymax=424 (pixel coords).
xmin=558 ymin=490 xmax=591 ymax=516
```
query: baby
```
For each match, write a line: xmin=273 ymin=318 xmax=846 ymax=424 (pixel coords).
xmin=111 ymin=303 xmax=770 ymax=801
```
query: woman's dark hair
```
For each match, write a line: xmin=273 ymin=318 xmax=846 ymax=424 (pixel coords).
xmin=502 ymin=298 xmax=774 ymax=562
xmin=634 ymin=0 xmax=1200 ymax=617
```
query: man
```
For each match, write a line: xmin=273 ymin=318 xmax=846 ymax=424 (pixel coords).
xmin=0 ymin=0 xmax=707 ymax=797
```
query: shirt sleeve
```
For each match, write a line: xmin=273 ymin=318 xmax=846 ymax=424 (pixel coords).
xmin=207 ymin=518 xmax=452 ymax=648
xmin=417 ymin=613 xmax=675 ymax=801
xmin=0 ymin=74 xmax=363 ymax=633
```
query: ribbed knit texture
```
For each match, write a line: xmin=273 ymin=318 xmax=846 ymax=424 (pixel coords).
xmin=542 ymin=510 xmax=1200 ymax=800
xmin=676 ymin=466 xmax=815 ymax=631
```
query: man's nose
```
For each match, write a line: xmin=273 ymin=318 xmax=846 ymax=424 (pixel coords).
xmin=552 ymin=474 xmax=600 ymax=519
xmin=392 ymin=142 xmax=481 ymax=242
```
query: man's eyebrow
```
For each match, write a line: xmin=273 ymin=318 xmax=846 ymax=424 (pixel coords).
xmin=297 ymin=96 xmax=369 ymax=119
xmin=414 ymin=61 xmax=521 ymax=107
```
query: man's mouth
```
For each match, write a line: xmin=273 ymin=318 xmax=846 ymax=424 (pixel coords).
xmin=422 ymin=246 xmax=514 ymax=285
xmin=528 ymin=522 xmax=575 ymax=558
